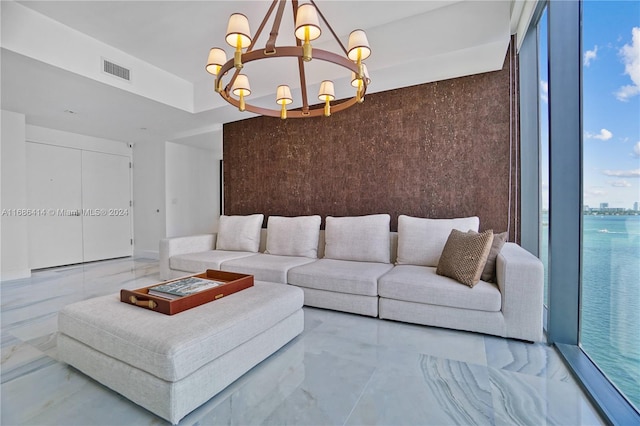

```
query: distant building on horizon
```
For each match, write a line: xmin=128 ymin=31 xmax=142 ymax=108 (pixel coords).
xmin=591 ymin=202 xmax=634 ymax=214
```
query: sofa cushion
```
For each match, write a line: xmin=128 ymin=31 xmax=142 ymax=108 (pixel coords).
xmin=170 ymin=250 xmax=256 ymax=273
xmin=474 ymin=231 xmax=508 ymax=283
xmin=216 ymin=214 xmax=264 ymax=252
xmin=379 ymin=265 xmax=502 ymax=312
xmin=396 ymin=215 xmax=480 ymax=267
xmin=436 ymin=229 xmax=494 ymax=287
xmin=265 ymin=215 xmax=321 ymax=258
xmin=298 ymin=287 xmax=379 ymax=317
xmin=288 ymin=258 xmax=393 ymax=296
xmin=220 ymin=253 xmax=317 ymax=284
xmin=324 ymin=214 xmax=391 ymax=263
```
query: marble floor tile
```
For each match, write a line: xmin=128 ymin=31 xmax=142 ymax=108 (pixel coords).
xmin=0 ymin=257 xmax=606 ymax=426
xmin=2 ymin=362 xmax=159 ymax=426
xmin=485 ymin=335 xmax=573 ymax=382
xmin=489 ymin=367 xmax=604 ymax=426
xmin=345 ymin=355 xmax=494 ymax=426
xmin=258 ymin=351 xmax=376 ymax=425
xmin=1 ymin=336 xmax=56 ymax=384
xmin=26 ymin=332 xmax=59 ymax=360
xmin=376 ymin=319 xmax=488 ymax=366
xmin=5 ymin=312 xmax=59 ymax=343
xmin=305 ymin=308 xmax=488 ymax=367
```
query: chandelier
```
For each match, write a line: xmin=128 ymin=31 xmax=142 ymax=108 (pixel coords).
xmin=205 ymin=0 xmax=371 ymax=119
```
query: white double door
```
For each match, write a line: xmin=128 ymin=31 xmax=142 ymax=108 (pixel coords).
xmin=27 ymin=143 xmax=132 ymax=269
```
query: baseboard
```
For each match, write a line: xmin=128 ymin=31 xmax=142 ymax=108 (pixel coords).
xmin=0 ymin=268 xmax=32 ymax=282
xmin=134 ymin=250 xmax=159 ymax=260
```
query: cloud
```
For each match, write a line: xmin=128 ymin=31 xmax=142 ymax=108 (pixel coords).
xmin=608 ymin=180 xmax=632 ymax=187
xmin=615 ymin=85 xmax=640 ymax=101
xmin=540 ymin=80 xmax=548 ymax=104
xmin=584 ymin=187 xmax=606 ymax=198
xmin=602 ymin=169 xmax=640 ymax=177
xmin=615 ymin=27 xmax=640 ymax=101
xmin=585 ymin=128 xmax=613 ymax=140
xmin=584 ymin=45 xmax=598 ymax=66
xmin=633 ymin=141 xmax=640 ymax=157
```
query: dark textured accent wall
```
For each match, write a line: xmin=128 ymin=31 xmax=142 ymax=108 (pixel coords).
xmin=224 ymin=40 xmax=520 ymax=239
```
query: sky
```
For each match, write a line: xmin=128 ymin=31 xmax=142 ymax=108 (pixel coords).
xmin=539 ymin=0 xmax=640 ymax=210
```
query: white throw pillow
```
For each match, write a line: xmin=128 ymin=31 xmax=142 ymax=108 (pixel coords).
xmin=396 ymin=215 xmax=480 ymax=267
xmin=324 ymin=214 xmax=391 ymax=263
xmin=216 ymin=214 xmax=264 ymax=252
xmin=265 ymin=215 xmax=321 ymax=258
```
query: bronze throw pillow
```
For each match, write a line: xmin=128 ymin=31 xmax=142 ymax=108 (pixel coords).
xmin=467 ymin=230 xmax=508 ymax=282
xmin=436 ymin=229 xmax=495 ymax=287
xmin=481 ymin=231 xmax=508 ymax=282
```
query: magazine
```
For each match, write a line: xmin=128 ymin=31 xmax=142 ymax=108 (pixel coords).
xmin=148 ymin=277 xmax=224 ymax=299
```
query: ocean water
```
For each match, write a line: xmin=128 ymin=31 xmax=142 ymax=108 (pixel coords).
xmin=542 ymin=214 xmax=640 ymax=411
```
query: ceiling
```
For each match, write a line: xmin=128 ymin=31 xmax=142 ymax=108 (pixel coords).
xmin=1 ymin=0 xmax=533 ymax=148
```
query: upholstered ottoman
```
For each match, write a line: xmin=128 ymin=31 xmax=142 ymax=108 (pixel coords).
xmin=57 ymin=282 xmax=304 ymax=424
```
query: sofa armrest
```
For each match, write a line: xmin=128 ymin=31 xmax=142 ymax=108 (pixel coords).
xmin=495 ymin=242 xmax=544 ymax=342
xmin=159 ymin=234 xmax=217 ymax=280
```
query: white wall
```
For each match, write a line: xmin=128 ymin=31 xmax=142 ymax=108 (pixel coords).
xmin=1 ymin=110 xmax=30 ymax=280
xmin=132 ymin=141 xmax=167 ymax=258
xmin=27 ymin=125 xmax=131 ymax=155
xmin=2 ymin=1 xmax=193 ymax=112
xmin=165 ymin=142 xmax=219 ymax=238
xmin=2 ymin=117 xmax=220 ymax=270
xmin=132 ymin=138 xmax=220 ymax=258
xmin=1 ymin=121 xmax=133 ymax=279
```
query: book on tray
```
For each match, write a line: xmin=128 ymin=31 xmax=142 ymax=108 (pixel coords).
xmin=148 ymin=277 xmax=225 ymax=300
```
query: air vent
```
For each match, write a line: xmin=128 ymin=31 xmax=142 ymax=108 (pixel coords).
xmin=103 ymin=59 xmax=131 ymax=81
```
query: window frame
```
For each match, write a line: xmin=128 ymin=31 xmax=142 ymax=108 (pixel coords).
xmin=520 ymin=1 xmax=640 ymax=423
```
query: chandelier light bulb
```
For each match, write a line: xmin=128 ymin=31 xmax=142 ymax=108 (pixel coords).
xmin=350 ymin=63 xmax=371 ymax=87
xmin=232 ymin=74 xmax=251 ymax=112
xmin=351 ymin=63 xmax=370 ymax=102
xmin=295 ymin=4 xmax=322 ymax=41
xmin=276 ymin=85 xmax=293 ymax=119
xmin=206 ymin=48 xmax=227 ymax=76
xmin=206 ymin=48 xmax=228 ymax=92
xmin=226 ymin=14 xmax=252 ymax=69
xmin=318 ymin=80 xmax=335 ymax=117
xmin=295 ymin=3 xmax=321 ymax=61
xmin=347 ymin=29 xmax=371 ymax=66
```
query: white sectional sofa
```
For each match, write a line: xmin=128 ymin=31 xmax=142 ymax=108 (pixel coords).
xmin=160 ymin=213 xmax=544 ymax=342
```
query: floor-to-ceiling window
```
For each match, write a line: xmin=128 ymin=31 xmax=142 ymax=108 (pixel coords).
xmin=522 ymin=1 xmax=640 ymax=423
xmin=580 ymin=0 xmax=640 ymax=412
